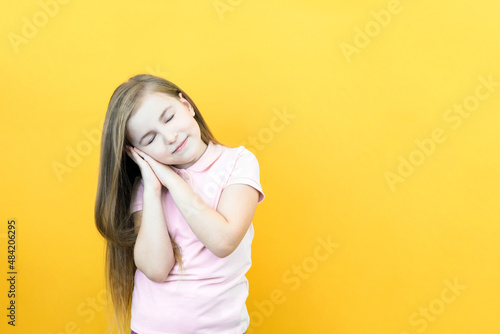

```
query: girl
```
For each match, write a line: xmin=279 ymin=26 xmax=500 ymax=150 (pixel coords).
xmin=94 ymin=74 xmax=265 ymax=334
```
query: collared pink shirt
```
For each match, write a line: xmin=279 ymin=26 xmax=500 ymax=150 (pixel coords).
xmin=129 ymin=141 xmax=265 ymax=334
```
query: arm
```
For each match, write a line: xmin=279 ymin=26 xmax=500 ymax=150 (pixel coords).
xmin=133 ymin=186 xmax=175 ymax=283
xmin=167 ymin=176 xmax=259 ymax=258
xmin=127 ymin=146 xmax=261 ymax=258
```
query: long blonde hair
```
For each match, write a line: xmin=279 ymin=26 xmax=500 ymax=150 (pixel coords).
xmin=94 ymin=74 xmax=222 ymax=333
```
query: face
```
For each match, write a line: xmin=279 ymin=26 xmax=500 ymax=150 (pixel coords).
xmin=125 ymin=91 xmax=207 ymax=169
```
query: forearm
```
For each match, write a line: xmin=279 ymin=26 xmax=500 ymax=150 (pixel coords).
xmin=134 ymin=187 xmax=175 ymax=282
xmin=166 ymin=176 xmax=232 ymax=257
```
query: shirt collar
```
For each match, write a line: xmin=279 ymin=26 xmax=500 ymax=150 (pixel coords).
xmin=170 ymin=141 xmax=223 ymax=172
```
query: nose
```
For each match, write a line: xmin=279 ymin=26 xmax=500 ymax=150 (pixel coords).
xmin=162 ymin=129 xmax=177 ymax=145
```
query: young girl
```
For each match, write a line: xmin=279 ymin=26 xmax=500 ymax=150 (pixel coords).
xmin=94 ymin=74 xmax=265 ymax=334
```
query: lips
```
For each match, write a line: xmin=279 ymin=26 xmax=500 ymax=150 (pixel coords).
xmin=173 ymin=137 xmax=187 ymax=153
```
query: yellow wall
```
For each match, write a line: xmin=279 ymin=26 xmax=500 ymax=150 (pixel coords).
xmin=1 ymin=0 xmax=499 ymax=333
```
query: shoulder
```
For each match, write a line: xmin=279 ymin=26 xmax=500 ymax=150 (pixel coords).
xmin=217 ymin=144 xmax=264 ymax=203
xmin=218 ymin=144 xmax=259 ymax=163
xmin=217 ymin=145 xmax=261 ymax=175
xmin=214 ymin=145 xmax=260 ymax=172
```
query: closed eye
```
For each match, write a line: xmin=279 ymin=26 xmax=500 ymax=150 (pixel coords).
xmin=146 ymin=114 xmax=175 ymax=145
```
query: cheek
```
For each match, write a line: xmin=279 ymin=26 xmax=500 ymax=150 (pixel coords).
xmin=187 ymin=118 xmax=201 ymax=134
xmin=148 ymin=149 xmax=163 ymax=161
xmin=147 ymin=146 xmax=171 ymax=162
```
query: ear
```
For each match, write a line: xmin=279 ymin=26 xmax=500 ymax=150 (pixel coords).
xmin=178 ymin=92 xmax=195 ymax=117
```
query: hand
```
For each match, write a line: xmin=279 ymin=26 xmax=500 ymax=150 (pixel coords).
xmin=124 ymin=145 xmax=178 ymax=189
xmin=124 ymin=145 xmax=162 ymax=191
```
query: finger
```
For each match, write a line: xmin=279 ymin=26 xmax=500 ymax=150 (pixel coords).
xmin=126 ymin=151 xmax=137 ymax=162
xmin=132 ymin=146 xmax=144 ymax=156
xmin=130 ymin=147 xmax=143 ymax=161
xmin=123 ymin=147 xmax=132 ymax=159
xmin=132 ymin=147 xmax=150 ymax=162
xmin=124 ymin=146 xmax=136 ymax=159
xmin=130 ymin=149 xmax=146 ymax=163
xmin=127 ymin=148 xmax=147 ymax=167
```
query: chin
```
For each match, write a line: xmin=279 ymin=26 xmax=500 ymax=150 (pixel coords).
xmin=160 ymin=158 xmax=175 ymax=165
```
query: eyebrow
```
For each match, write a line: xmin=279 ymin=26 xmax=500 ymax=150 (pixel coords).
xmin=138 ymin=106 xmax=172 ymax=145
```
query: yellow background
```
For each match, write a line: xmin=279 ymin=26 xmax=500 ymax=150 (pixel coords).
xmin=1 ymin=0 xmax=500 ymax=333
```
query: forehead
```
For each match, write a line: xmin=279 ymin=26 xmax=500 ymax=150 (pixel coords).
xmin=136 ymin=91 xmax=177 ymax=115
xmin=126 ymin=92 xmax=178 ymax=140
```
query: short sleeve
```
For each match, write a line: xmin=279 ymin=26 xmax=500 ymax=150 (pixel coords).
xmin=129 ymin=176 xmax=144 ymax=214
xmin=225 ymin=148 xmax=265 ymax=204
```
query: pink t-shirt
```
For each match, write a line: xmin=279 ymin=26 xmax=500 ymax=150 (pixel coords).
xmin=129 ymin=141 xmax=265 ymax=334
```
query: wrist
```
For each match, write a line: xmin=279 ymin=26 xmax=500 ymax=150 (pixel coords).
xmin=143 ymin=184 xmax=162 ymax=197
